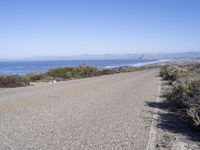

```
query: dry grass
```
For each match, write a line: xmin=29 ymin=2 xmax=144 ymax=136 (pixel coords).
xmin=161 ymin=64 xmax=200 ymax=129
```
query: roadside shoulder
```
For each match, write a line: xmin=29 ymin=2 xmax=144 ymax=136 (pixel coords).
xmin=154 ymin=81 xmax=200 ymax=150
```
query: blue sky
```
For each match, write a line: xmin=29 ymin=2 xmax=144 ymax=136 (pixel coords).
xmin=0 ymin=0 xmax=200 ymax=58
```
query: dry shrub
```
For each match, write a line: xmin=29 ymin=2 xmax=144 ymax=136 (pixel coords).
xmin=101 ymin=69 xmax=118 ymax=75
xmin=160 ymin=65 xmax=188 ymax=81
xmin=161 ymin=64 xmax=200 ymax=129
xmin=0 ymin=75 xmax=30 ymax=88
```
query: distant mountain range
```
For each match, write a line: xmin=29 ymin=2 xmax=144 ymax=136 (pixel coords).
xmin=1 ymin=52 xmax=200 ymax=61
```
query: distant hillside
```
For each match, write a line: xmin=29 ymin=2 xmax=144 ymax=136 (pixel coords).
xmin=139 ymin=52 xmax=200 ymax=60
xmin=1 ymin=52 xmax=200 ymax=61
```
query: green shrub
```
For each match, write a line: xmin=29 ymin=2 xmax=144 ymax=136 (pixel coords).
xmin=25 ymin=73 xmax=44 ymax=82
xmin=0 ymin=75 xmax=30 ymax=88
xmin=46 ymin=65 xmax=100 ymax=79
xmin=45 ymin=65 xmax=146 ymax=79
xmin=166 ymin=79 xmax=200 ymax=128
xmin=0 ymin=64 xmax=148 ymax=88
xmin=166 ymin=79 xmax=193 ymax=108
xmin=76 ymin=65 xmax=100 ymax=77
xmin=160 ymin=65 xmax=187 ymax=81
xmin=46 ymin=67 xmax=71 ymax=79
xmin=162 ymin=64 xmax=200 ymax=129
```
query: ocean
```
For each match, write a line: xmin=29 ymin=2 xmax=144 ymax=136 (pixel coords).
xmin=0 ymin=59 xmax=159 ymax=74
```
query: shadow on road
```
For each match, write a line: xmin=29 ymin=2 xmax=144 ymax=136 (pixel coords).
xmin=146 ymin=100 xmax=200 ymax=142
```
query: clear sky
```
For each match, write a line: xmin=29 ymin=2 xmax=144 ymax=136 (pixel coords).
xmin=0 ymin=0 xmax=200 ymax=58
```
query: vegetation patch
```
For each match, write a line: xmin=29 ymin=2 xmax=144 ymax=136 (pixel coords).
xmin=161 ymin=64 xmax=200 ymax=129
xmin=0 ymin=64 xmax=151 ymax=88
xmin=46 ymin=65 xmax=101 ymax=79
xmin=0 ymin=75 xmax=30 ymax=88
xmin=25 ymin=73 xmax=44 ymax=82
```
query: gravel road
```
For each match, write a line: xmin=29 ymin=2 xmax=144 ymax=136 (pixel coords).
xmin=0 ymin=69 xmax=160 ymax=150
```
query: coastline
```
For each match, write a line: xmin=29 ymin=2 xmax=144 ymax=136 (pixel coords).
xmin=0 ymin=63 xmax=154 ymax=88
xmin=0 ymin=59 xmax=160 ymax=75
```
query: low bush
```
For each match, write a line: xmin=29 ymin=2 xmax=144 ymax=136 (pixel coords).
xmin=0 ymin=64 xmax=148 ymax=88
xmin=100 ymin=66 xmax=145 ymax=75
xmin=46 ymin=65 xmax=100 ymax=80
xmin=76 ymin=65 xmax=100 ymax=77
xmin=47 ymin=67 xmax=71 ymax=79
xmin=46 ymin=65 xmax=147 ymax=79
xmin=100 ymin=69 xmax=117 ymax=75
xmin=161 ymin=64 xmax=200 ymax=129
xmin=160 ymin=65 xmax=188 ymax=81
xmin=25 ymin=73 xmax=44 ymax=82
xmin=0 ymin=75 xmax=30 ymax=88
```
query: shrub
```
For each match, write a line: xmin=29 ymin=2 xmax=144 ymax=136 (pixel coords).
xmin=45 ymin=65 xmax=146 ymax=79
xmin=47 ymin=67 xmax=72 ymax=79
xmin=160 ymin=65 xmax=187 ymax=81
xmin=46 ymin=65 xmax=100 ymax=80
xmin=166 ymin=79 xmax=192 ymax=108
xmin=161 ymin=64 xmax=200 ymax=129
xmin=167 ymin=79 xmax=200 ymax=128
xmin=25 ymin=73 xmax=44 ymax=82
xmin=76 ymin=65 xmax=100 ymax=77
xmin=0 ymin=75 xmax=30 ymax=88
xmin=0 ymin=64 xmax=148 ymax=88
xmin=100 ymin=69 xmax=117 ymax=75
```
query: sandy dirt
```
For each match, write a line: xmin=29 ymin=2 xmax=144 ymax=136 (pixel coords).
xmin=153 ymin=82 xmax=200 ymax=150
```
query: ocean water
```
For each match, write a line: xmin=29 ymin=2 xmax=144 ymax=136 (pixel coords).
xmin=0 ymin=59 xmax=159 ymax=74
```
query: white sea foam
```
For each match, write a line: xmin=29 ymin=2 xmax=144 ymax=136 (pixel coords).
xmin=104 ymin=59 xmax=167 ymax=68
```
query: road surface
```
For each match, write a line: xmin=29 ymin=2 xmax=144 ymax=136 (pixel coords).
xmin=0 ymin=69 xmax=160 ymax=150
